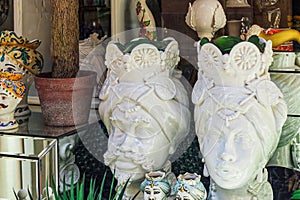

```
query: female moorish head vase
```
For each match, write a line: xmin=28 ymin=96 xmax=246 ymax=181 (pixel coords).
xmin=0 ymin=71 xmax=26 ymax=130
xmin=0 ymin=30 xmax=43 ymax=116
xmin=99 ymin=37 xmax=191 ymax=198
xmin=192 ymin=37 xmax=287 ymax=199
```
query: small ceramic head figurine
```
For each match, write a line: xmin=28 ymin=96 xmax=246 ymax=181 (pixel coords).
xmin=173 ymin=172 xmax=207 ymax=200
xmin=185 ymin=0 xmax=226 ymax=40
xmin=140 ymin=171 xmax=171 ymax=200
xmin=192 ymin=38 xmax=287 ymax=199
xmin=99 ymin=37 xmax=191 ymax=198
xmin=0 ymin=71 xmax=26 ymax=130
xmin=0 ymin=30 xmax=43 ymax=116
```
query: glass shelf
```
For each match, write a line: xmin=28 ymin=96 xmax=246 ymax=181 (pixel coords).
xmin=0 ymin=106 xmax=99 ymax=200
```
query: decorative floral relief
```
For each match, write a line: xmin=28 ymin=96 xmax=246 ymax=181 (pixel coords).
xmin=104 ymin=38 xmax=180 ymax=83
xmin=131 ymin=44 xmax=160 ymax=69
xmin=162 ymin=40 xmax=180 ymax=71
xmin=230 ymin=44 xmax=260 ymax=71
xmin=198 ymin=43 xmax=222 ymax=70
xmin=105 ymin=44 xmax=128 ymax=77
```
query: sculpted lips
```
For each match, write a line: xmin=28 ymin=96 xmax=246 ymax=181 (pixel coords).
xmin=216 ymin=165 xmax=240 ymax=181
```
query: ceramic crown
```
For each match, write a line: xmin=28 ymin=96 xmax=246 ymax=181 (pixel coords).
xmin=105 ymin=37 xmax=180 ymax=82
xmin=197 ymin=39 xmax=273 ymax=87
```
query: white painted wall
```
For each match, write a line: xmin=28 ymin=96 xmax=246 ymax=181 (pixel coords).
xmin=14 ymin=0 xmax=52 ymax=97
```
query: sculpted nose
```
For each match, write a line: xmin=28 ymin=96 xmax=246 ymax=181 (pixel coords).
xmin=149 ymin=197 xmax=155 ymax=200
xmin=220 ymin=152 xmax=235 ymax=162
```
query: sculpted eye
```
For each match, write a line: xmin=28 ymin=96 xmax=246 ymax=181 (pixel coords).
xmin=4 ymin=64 xmax=17 ymax=72
xmin=235 ymin=133 xmax=253 ymax=148
xmin=145 ymin=189 xmax=151 ymax=194
xmin=2 ymin=96 xmax=6 ymax=100
xmin=202 ymin=131 xmax=221 ymax=155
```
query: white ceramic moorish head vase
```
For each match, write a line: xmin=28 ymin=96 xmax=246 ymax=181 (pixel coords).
xmin=192 ymin=37 xmax=287 ymax=199
xmin=99 ymin=37 xmax=191 ymax=198
xmin=0 ymin=31 xmax=43 ymax=117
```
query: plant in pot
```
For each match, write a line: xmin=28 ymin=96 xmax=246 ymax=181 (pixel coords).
xmin=34 ymin=0 xmax=97 ymax=127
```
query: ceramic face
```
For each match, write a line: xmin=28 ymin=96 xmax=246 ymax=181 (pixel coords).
xmin=144 ymin=185 xmax=167 ymax=200
xmin=0 ymin=56 xmax=34 ymax=90
xmin=0 ymin=55 xmax=32 ymax=77
xmin=202 ymin=114 xmax=264 ymax=189
xmin=0 ymin=92 xmax=20 ymax=115
xmin=175 ymin=191 xmax=194 ymax=200
xmin=104 ymin=100 xmax=171 ymax=182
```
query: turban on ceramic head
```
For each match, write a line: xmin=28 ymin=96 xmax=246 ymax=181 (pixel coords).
xmin=0 ymin=31 xmax=43 ymax=75
xmin=0 ymin=71 xmax=26 ymax=98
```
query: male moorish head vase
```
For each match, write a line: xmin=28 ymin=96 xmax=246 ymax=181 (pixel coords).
xmin=99 ymin=37 xmax=191 ymax=198
xmin=192 ymin=37 xmax=287 ymax=199
xmin=0 ymin=30 xmax=43 ymax=116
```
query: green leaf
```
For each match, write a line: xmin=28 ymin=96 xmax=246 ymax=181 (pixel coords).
xmin=108 ymin=169 xmax=116 ymax=200
xmin=87 ymin=177 xmax=96 ymax=200
xmin=200 ymin=37 xmax=210 ymax=46
xmin=62 ymin=175 xmax=68 ymax=200
xmin=52 ymin=176 xmax=61 ymax=200
xmin=97 ymin=171 xmax=107 ymax=200
xmin=292 ymin=189 xmax=300 ymax=199
xmin=117 ymin=178 xmax=131 ymax=200
xmin=70 ymin=171 xmax=75 ymax=200
xmin=144 ymin=20 xmax=151 ymax=26
xmin=78 ymin=175 xmax=85 ymax=200
xmin=213 ymin=36 xmax=242 ymax=54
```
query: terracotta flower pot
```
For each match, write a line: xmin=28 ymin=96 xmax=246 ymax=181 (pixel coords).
xmin=35 ymin=70 xmax=97 ymax=126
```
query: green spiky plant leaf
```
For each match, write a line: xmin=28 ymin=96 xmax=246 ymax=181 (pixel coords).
xmin=14 ymin=170 xmax=134 ymax=200
xmin=291 ymin=189 xmax=300 ymax=200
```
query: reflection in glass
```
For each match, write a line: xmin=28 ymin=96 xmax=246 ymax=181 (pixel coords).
xmin=0 ymin=135 xmax=57 ymax=199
